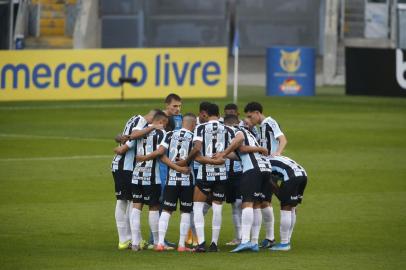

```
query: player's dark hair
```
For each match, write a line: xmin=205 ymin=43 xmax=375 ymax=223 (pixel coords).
xmin=165 ymin=93 xmax=182 ymax=104
xmin=207 ymin=103 xmax=220 ymax=117
xmin=152 ymin=110 xmax=168 ymax=121
xmin=199 ymin=101 xmax=211 ymax=112
xmin=244 ymin=102 xmax=263 ymax=113
xmin=223 ymin=114 xmax=239 ymax=125
xmin=224 ymin=103 xmax=238 ymax=111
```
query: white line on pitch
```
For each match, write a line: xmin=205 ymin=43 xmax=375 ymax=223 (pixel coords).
xmin=0 ymin=155 xmax=112 ymax=162
xmin=0 ymin=133 xmax=111 ymax=142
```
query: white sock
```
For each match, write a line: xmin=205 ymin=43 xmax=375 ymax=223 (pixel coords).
xmin=125 ymin=200 xmax=132 ymax=241
xmin=203 ymin=202 xmax=211 ymax=216
xmin=289 ymin=208 xmax=296 ymax=242
xmin=115 ymin=200 xmax=130 ymax=243
xmin=241 ymin=207 xmax=253 ymax=244
xmin=251 ymin=208 xmax=262 ymax=245
xmin=130 ymin=207 xmax=141 ymax=246
xmin=158 ymin=211 xmax=171 ymax=245
xmin=211 ymin=203 xmax=223 ymax=245
xmin=262 ymin=206 xmax=275 ymax=241
xmin=280 ymin=210 xmax=292 ymax=244
xmin=190 ymin=211 xmax=197 ymax=236
xmin=179 ymin=213 xmax=191 ymax=247
xmin=193 ymin=202 xmax=205 ymax=245
xmin=149 ymin=210 xmax=160 ymax=245
xmin=232 ymin=199 xmax=242 ymax=240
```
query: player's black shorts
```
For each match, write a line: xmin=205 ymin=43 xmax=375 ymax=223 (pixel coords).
xmin=278 ymin=176 xmax=307 ymax=207
xmin=162 ymin=185 xmax=194 ymax=213
xmin=112 ymin=170 xmax=133 ymax=200
xmin=132 ymin=184 xmax=161 ymax=206
xmin=196 ymin=180 xmax=226 ymax=202
xmin=225 ymin=173 xmax=242 ymax=203
xmin=240 ymin=169 xmax=273 ymax=203
xmin=259 ymin=171 xmax=274 ymax=202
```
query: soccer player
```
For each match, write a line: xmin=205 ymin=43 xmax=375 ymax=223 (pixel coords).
xmin=268 ymin=156 xmax=307 ymax=251
xmin=244 ymin=101 xmax=288 ymax=248
xmin=223 ymin=115 xmax=244 ymax=246
xmin=136 ymin=113 xmax=197 ymax=252
xmin=114 ymin=110 xmax=168 ymax=251
xmin=196 ymin=101 xmax=211 ymax=125
xmin=215 ymin=119 xmax=272 ymax=253
xmin=111 ymin=109 xmax=157 ymax=250
xmin=188 ymin=103 xmax=232 ymax=252
xmin=164 ymin=93 xmax=183 ymax=131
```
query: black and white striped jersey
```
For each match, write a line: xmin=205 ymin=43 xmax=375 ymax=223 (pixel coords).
xmin=193 ymin=120 xmax=232 ymax=181
xmin=259 ymin=116 xmax=284 ymax=155
xmin=111 ymin=115 xmax=147 ymax=172
xmin=132 ymin=127 xmax=166 ymax=185
xmin=160 ymin=128 xmax=194 ymax=187
xmin=269 ymin=156 xmax=307 ymax=181
xmin=225 ymin=126 xmax=242 ymax=176
xmin=238 ymin=127 xmax=272 ymax=173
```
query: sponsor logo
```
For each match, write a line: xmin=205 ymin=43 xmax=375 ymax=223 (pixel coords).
xmin=0 ymin=48 xmax=227 ymax=101
xmin=163 ymin=201 xmax=177 ymax=207
xmin=213 ymin=192 xmax=224 ymax=198
xmin=290 ymin=195 xmax=298 ymax=200
xmin=280 ymin=49 xmax=301 ymax=73
xmin=396 ymin=49 xmax=406 ymax=89
xmin=279 ymin=78 xmax=302 ymax=94
xmin=207 ymin=172 xmax=226 ymax=177
xmin=180 ymin=201 xmax=193 ymax=207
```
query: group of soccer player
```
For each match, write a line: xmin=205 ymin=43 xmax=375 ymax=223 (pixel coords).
xmin=111 ymin=93 xmax=307 ymax=253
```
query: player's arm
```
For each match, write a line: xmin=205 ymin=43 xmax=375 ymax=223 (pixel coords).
xmin=195 ymin=152 xmax=225 ymax=165
xmin=239 ymin=145 xmax=268 ymax=155
xmin=176 ymin=139 xmax=202 ymax=167
xmin=215 ymin=132 xmax=244 ymax=159
xmin=114 ymin=144 xmax=129 ymax=155
xmin=136 ymin=145 xmax=166 ymax=162
xmin=160 ymin=155 xmax=190 ymax=174
xmin=114 ymin=134 xmax=130 ymax=144
xmin=273 ymin=134 xmax=287 ymax=156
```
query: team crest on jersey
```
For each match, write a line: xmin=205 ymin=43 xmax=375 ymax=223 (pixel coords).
xmin=280 ymin=49 xmax=301 ymax=73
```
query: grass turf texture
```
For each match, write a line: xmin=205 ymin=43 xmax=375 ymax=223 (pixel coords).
xmin=0 ymin=86 xmax=405 ymax=270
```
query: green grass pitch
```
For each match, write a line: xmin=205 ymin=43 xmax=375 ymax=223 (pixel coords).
xmin=0 ymin=86 xmax=405 ymax=270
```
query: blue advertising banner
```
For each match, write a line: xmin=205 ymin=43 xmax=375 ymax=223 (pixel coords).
xmin=266 ymin=47 xmax=315 ymax=96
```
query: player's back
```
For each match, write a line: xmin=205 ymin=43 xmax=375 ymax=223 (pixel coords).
xmin=164 ymin=128 xmax=194 ymax=186
xmin=269 ymin=155 xmax=307 ymax=181
xmin=238 ymin=127 xmax=272 ymax=173
xmin=259 ymin=116 xmax=284 ymax=155
xmin=194 ymin=120 xmax=231 ymax=181
xmin=133 ymin=128 xmax=166 ymax=185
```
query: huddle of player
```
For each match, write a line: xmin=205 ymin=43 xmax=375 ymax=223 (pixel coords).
xmin=111 ymin=93 xmax=307 ymax=253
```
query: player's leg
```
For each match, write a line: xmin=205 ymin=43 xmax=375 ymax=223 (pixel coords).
xmin=130 ymin=183 xmax=144 ymax=251
xmin=209 ymin=182 xmax=226 ymax=252
xmin=260 ymin=172 xmax=275 ymax=248
xmin=251 ymin=202 xmax=262 ymax=251
xmin=178 ymin=185 xmax=194 ymax=252
xmin=193 ymin=182 xmax=209 ymax=252
xmin=145 ymin=184 xmax=161 ymax=248
xmin=231 ymin=169 xmax=262 ymax=253
xmin=225 ymin=175 xmax=242 ymax=246
xmin=112 ymin=171 xmax=132 ymax=250
xmin=271 ymin=177 xmax=303 ymax=251
xmin=156 ymin=185 xmax=177 ymax=251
